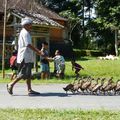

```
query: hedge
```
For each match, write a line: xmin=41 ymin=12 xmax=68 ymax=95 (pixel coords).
xmin=73 ymin=49 xmax=103 ymax=57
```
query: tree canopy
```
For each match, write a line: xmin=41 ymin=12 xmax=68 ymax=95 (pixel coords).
xmin=39 ymin=0 xmax=120 ymax=54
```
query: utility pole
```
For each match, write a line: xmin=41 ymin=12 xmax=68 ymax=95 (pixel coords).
xmin=2 ymin=0 xmax=7 ymax=78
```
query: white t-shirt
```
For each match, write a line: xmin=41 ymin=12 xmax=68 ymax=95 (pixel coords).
xmin=54 ymin=55 xmax=65 ymax=73
xmin=54 ymin=55 xmax=65 ymax=65
xmin=17 ymin=28 xmax=33 ymax=63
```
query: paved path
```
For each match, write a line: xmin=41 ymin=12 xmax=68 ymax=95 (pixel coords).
xmin=0 ymin=83 xmax=120 ymax=110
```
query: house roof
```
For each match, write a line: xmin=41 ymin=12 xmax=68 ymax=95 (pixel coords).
xmin=10 ymin=9 xmax=64 ymax=28
xmin=0 ymin=0 xmax=67 ymax=21
xmin=0 ymin=0 xmax=67 ymax=28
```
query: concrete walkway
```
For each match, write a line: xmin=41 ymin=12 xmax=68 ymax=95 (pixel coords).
xmin=0 ymin=83 xmax=120 ymax=110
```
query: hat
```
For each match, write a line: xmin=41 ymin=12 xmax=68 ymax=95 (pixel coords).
xmin=21 ymin=17 xmax=33 ymax=26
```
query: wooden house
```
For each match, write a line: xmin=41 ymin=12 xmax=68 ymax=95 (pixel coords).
xmin=0 ymin=0 xmax=73 ymax=69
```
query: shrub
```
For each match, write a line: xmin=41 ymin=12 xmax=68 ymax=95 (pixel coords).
xmin=73 ymin=49 xmax=103 ymax=58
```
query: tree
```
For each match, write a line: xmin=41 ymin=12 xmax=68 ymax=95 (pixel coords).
xmin=90 ymin=0 xmax=120 ymax=55
xmin=40 ymin=0 xmax=84 ymax=48
xmin=40 ymin=0 xmax=120 ymax=53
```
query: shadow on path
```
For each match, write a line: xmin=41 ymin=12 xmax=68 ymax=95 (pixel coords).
xmin=13 ymin=92 xmax=70 ymax=97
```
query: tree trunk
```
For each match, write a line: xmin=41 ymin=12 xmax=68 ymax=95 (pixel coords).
xmin=115 ymin=29 xmax=118 ymax=56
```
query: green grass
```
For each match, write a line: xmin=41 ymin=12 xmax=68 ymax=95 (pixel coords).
xmin=52 ymin=56 xmax=120 ymax=81
xmin=0 ymin=109 xmax=120 ymax=120
xmin=79 ymin=57 xmax=120 ymax=80
xmin=65 ymin=56 xmax=120 ymax=82
xmin=0 ymin=56 xmax=120 ymax=83
xmin=0 ymin=57 xmax=120 ymax=119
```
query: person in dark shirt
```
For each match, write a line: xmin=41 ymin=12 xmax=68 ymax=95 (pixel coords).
xmin=71 ymin=60 xmax=84 ymax=79
xmin=40 ymin=42 xmax=49 ymax=79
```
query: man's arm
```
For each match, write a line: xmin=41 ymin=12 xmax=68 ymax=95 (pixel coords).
xmin=46 ymin=57 xmax=54 ymax=62
xmin=28 ymin=44 xmax=41 ymax=55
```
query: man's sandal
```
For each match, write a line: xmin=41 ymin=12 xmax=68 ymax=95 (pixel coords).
xmin=28 ymin=90 xmax=40 ymax=96
xmin=7 ymin=84 xmax=13 ymax=95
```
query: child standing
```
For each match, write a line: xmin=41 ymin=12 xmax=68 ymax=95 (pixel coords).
xmin=40 ymin=42 xmax=49 ymax=79
xmin=54 ymin=50 xmax=65 ymax=79
xmin=71 ymin=60 xmax=84 ymax=79
xmin=9 ymin=50 xmax=18 ymax=80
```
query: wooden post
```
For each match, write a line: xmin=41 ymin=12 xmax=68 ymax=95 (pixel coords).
xmin=13 ymin=16 xmax=18 ymax=50
xmin=2 ymin=0 xmax=7 ymax=79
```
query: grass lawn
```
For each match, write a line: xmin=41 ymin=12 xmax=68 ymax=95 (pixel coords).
xmin=0 ymin=57 xmax=120 ymax=119
xmin=0 ymin=56 xmax=120 ymax=83
xmin=0 ymin=109 xmax=120 ymax=120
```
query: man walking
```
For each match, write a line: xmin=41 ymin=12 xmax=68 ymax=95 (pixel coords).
xmin=7 ymin=17 xmax=41 ymax=96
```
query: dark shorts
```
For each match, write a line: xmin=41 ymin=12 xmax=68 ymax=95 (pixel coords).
xmin=75 ymin=69 xmax=80 ymax=73
xmin=17 ymin=61 xmax=33 ymax=79
xmin=41 ymin=63 xmax=49 ymax=72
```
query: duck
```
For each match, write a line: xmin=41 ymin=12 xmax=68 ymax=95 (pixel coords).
xmin=71 ymin=80 xmax=83 ymax=93
xmin=114 ymin=79 xmax=120 ymax=95
xmin=100 ymin=77 xmax=113 ymax=95
xmin=80 ymin=77 xmax=93 ymax=94
xmin=63 ymin=83 xmax=74 ymax=93
xmin=91 ymin=78 xmax=105 ymax=95
xmin=88 ymin=77 xmax=100 ymax=93
xmin=103 ymin=80 xmax=114 ymax=95
xmin=108 ymin=80 xmax=119 ymax=95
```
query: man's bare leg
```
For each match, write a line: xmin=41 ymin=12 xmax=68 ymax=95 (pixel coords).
xmin=7 ymin=76 xmax=22 ymax=95
xmin=26 ymin=78 xmax=32 ymax=92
